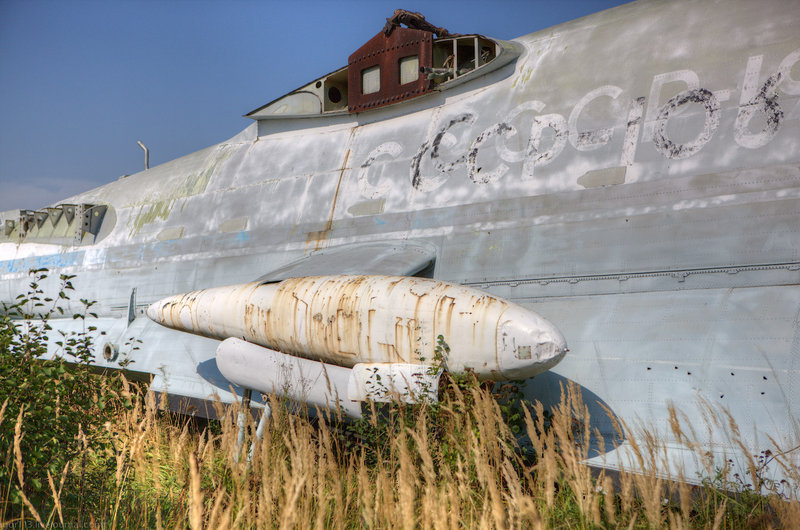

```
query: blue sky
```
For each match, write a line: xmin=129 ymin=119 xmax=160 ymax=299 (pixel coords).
xmin=0 ymin=0 xmax=630 ymax=212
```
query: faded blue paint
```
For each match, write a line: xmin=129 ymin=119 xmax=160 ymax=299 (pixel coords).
xmin=235 ymin=231 xmax=250 ymax=243
xmin=152 ymin=241 xmax=178 ymax=258
xmin=0 ymin=251 xmax=83 ymax=274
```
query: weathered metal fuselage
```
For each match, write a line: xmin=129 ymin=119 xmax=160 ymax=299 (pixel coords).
xmin=1 ymin=0 xmax=799 ymax=481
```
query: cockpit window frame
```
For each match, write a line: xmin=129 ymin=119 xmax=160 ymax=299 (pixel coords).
xmin=347 ymin=27 xmax=433 ymax=113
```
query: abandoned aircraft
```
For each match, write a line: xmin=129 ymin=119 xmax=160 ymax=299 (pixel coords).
xmin=1 ymin=0 xmax=799 ymax=484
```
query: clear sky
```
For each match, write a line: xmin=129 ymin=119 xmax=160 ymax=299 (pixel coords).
xmin=0 ymin=0 xmax=630 ymax=212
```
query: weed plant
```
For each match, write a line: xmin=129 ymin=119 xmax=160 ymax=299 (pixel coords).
xmin=0 ymin=269 xmax=139 ymax=525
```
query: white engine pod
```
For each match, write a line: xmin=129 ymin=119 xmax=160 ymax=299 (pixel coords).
xmin=216 ymin=337 xmax=362 ymax=418
xmin=150 ymin=275 xmax=568 ymax=380
xmin=216 ymin=338 xmax=442 ymax=417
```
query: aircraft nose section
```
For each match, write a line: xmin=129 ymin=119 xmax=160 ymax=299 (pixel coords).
xmin=146 ymin=298 xmax=175 ymax=326
xmin=146 ymin=294 xmax=192 ymax=330
xmin=145 ymin=302 xmax=159 ymax=323
xmin=497 ymin=305 xmax=567 ymax=380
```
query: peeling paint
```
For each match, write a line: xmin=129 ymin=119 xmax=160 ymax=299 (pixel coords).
xmin=735 ymin=56 xmax=784 ymax=149
xmin=157 ymin=226 xmax=184 ymax=242
xmin=652 ymin=88 xmax=720 ymax=159
xmin=177 ymin=145 xmax=235 ymax=198
xmin=347 ymin=198 xmax=386 ymax=216
xmin=219 ymin=217 xmax=248 ymax=233
xmin=577 ymin=166 xmax=627 ymax=188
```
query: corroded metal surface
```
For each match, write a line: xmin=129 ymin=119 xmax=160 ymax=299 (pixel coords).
xmin=148 ymin=275 xmax=567 ymax=381
xmin=382 ymin=9 xmax=455 ymax=39
xmin=347 ymin=27 xmax=433 ymax=113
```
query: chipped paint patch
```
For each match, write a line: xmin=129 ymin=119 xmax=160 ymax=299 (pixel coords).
xmin=348 ymin=198 xmax=386 ymax=216
xmin=220 ymin=217 xmax=248 ymax=233
xmin=577 ymin=166 xmax=627 ymax=188
xmin=157 ymin=227 xmax=185 ymax=241
xmin=652 ymin=88 xmax=720 ymax=159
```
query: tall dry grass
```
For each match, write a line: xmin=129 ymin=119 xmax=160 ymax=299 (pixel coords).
xmin=3 ymin=375 xmax=799 ymax=528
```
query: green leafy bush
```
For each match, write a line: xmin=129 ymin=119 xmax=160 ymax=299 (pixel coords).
xmin=0 ymin=268 xmax=133 ymax=522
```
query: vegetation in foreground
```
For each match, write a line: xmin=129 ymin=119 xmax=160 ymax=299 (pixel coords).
xmin=1 ymin=270 xmax=799 ymax=528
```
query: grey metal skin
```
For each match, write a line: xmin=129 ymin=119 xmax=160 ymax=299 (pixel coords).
xmin=1 ymin=0 xmax=799 ymax=483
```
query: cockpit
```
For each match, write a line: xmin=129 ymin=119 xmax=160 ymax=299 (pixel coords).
xmin=245 ymin=10 xmax=520 ymax=119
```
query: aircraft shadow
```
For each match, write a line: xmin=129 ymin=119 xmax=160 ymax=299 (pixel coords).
xmin=198 ymin=357 xmax=624 ymax=459
xmin=197 ymin=357 xmax=267 ymax=406
xmin=523 ymin=371 xmax=625 ymax=459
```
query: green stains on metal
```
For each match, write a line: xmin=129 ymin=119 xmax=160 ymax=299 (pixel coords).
xmin=511 ymin=66 xmax=533 ymax=89
xmin=175 ymin=145 xmax=235 ymax=199
xmin=128 ymin=145 xmax=236 ymax=235
xmin=131 ymin=199 xmax=175 ymax=234
xmin=178 ymin=169 xmax=212 ymax=198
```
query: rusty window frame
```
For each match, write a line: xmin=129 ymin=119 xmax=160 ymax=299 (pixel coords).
xmin=348 ymin=27 xmax=432 ymax=113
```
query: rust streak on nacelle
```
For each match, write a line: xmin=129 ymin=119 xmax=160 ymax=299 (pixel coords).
xmin=147 ymin=275 xmax=567 ymax=380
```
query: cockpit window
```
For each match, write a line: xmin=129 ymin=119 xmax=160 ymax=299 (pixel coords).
xmin=399 ymin=55 xmax=419 ymax=85
xmin=361 ymin=65 xmax=380 ymax=94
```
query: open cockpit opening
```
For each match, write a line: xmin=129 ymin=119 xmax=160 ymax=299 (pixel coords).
xmin=427 ymin=36 xmax=497 ymax=84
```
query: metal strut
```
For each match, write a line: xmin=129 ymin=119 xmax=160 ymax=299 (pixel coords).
xmin=233 ymin=388 xmax=272 ymax=464
xmin=233 ymin=388 xmax=252 ymax=463
xmin=248 ymin=398 xmax=271 ymax=463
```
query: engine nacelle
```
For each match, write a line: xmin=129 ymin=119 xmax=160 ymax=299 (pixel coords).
xmin=216 ymin=337 xmax=440 ymax=418
xmin=148 ymin=275 xmax=567 ymax=381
